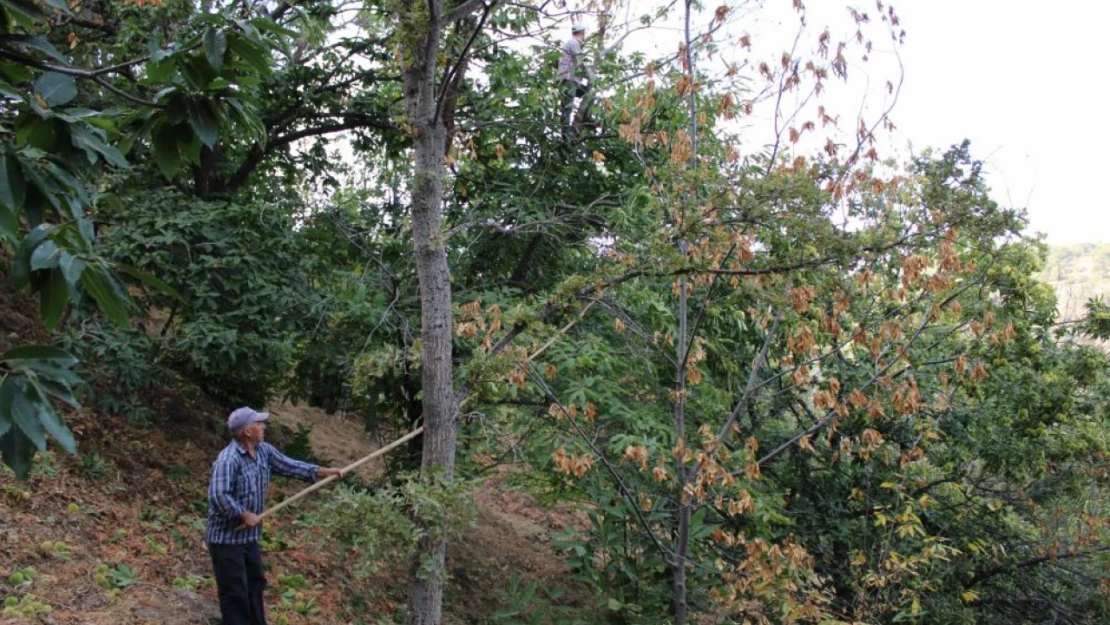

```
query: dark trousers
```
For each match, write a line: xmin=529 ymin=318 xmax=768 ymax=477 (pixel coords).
xmin=561 ymin=79 xmax=590 ymax=129
xmin=208 ymin=542 xmax=267 ymax=625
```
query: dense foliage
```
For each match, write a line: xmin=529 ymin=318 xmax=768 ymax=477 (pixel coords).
xmin=2 ymin=0 xmax=1108 ymax=624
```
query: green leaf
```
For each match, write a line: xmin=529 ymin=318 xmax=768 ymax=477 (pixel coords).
xmin=29 ymin=238 xmax=59 ymax=270
xmin=249 ymin=17 xmax=298 ymax=38
xmin=79 ymin=266 xmax=131 ymax=327
xmin=9 ymin=383 xmax=46 ymax=452
xmin=0 ymin=151 xmax=25 ymax=210
xmin=0 ymin=78 xmax=23 ymax=102
xmin=0 ymin=205 xmax=16 ymax=242
xmin=178 ymin=125 xmax=202 ymax=164
xmin=11 ymin=223 xmax=54 ymax=287
xmin=0 ymin=59 xmax=33 ymax=84
xmin=68 ymin=200 xmax=94 ymax=244
xmin=151 ymin=122 xmax=181 ymax=179
xmin=26 ymin=381 xmax=75 ymax=453
xmin=40 ymin=268 xmax=68 ymax=330
xmin=75 ymin=113 xmax=118 ymax=134
xmin=60 ymin=107 xmax=97 ymax=118
xmin=34 ymin=71 xmax=77 ymax=106
xmin=4 ymin=34 xmax=67 ymax=63
xmin=0 ymin=0 xmax=44 ymax=25
xmin=164 ymin=91 xmax=187 ymax=123
xmin=69 ymin=125 xmax=129 ymax=167
xmin=114 ymin=263 xmax=182 ymax=300
xmin=0 ymin=425 xmax=35 ymax=480
xmin=16 ymin=117 xmax=60 ymax=151
xmin=227 ymin=35 xmax=271 ymax=74
xmin=2 ymin=344 xmax=78 ymax=367
xmin=180 ymin=55 xmax=216 ymax=89
xmin=38 ymin=167 xmax=93 ymax=245
xmin=20 ymin=160 xmax=63 ymax=213
xmin=37 ymin=377 xmax=79 ymax=408
xmin=119 ymin=113 xmax=158 ymax=156
xmin=146 ymin=58 xmax=176 ymax=83
xmin=38 ymin=0 xmax=70 ymax=12
xmin=12 ymin=360 xmax=79 ymax=388
xmin=148 ymin=39 xmax=172 ymax=63
xmin=59 ymin=250 xmax=85 ymax=286
xmin=227 ymin=98 xmax=266 ymax=146
xmin=203 ymin=28 xmax=227 ymax=69
xmin=185 ymin=98 xmax=219 ymax=148
xmin=0 ymin=377 xmax=12 ymax=439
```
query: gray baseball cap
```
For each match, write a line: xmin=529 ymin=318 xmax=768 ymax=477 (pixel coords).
xmin=228 ymin=407 xmax=269 ymax=433
xmin=572 ymin=23 xmax=586 ymax=33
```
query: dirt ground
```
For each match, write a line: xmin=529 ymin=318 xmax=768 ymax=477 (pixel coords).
xmin=0 ymin=271 xmax=589 ymax=625
xmin=265 ymin=401 xmax=389 ymax=482
xmin=0 ymin=403 xmax=589 ymax=625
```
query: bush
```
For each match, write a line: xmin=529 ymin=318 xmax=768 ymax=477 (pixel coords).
xmin=305 ymin=473 xmax=475 ymax=582
xmin=60 ymin=322 xmax=163 ymax=423
xmin=97 ymin=189 xmax=314 ymax=405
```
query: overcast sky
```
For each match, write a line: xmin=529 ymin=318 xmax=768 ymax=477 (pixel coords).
xmin=893 ymin=0 xmax=1107 ymax=245
xmin=606 ymin=1 xmax=1105 ymax=245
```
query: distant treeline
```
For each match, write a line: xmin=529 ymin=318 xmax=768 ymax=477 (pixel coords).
xmin=1040 ymin=243 xmax=1110 ymax=320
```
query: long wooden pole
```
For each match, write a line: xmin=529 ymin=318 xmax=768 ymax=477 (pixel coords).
xmin=240 ymin=426 xmax=425 ymax=529
xmin=242 ymin=300 xmax=596 ymax=529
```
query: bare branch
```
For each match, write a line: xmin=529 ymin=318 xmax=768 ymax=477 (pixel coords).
xmin=436 ymin=0 xmax=497 ymax=123
xmin=716 ymin=308 xmax=783 ymax=441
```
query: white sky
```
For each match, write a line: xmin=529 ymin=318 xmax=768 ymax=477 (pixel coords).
xmin=328 ymin=1 xmax=1103 ymax=246
xmin=893 ymin=0 xmax=1108 ymax=246
xmin=596 ymin=0 xmax=1106 ymax=246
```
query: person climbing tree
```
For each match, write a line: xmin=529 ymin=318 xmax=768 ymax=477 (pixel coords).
xmin=558 ymin=22 xmax=592 ymax=137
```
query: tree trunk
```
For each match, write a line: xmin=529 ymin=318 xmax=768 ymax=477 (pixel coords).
xmin=673 ymin=267 xmax=691 ymax=625
xmin=399 ymin=2 xmax=456 ymax=625
xmin=671 ymin=3 xmax=698 ymax=623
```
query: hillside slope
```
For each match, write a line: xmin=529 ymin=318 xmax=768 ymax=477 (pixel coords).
xmin=0 ymin=281 xmax=587 ymax=625
xmin=1 ymin=402 xmax=586 ymax=625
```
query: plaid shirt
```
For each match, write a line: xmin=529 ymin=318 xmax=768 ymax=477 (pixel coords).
xmin=206 ymin=440 xmax=318 ymax=545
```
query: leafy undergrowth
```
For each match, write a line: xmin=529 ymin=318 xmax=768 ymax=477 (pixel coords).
xmin=0 ymin=267 xmax=589 ymax=625
xmin=0 ymin=399 xmax=590 ymax=625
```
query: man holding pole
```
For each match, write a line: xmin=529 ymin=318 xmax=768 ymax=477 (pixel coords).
xmin=206 ymin=407 xmax=343 ymax=625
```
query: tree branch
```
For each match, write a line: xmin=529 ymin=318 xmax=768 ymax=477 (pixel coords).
xmin=435 ymin=0 xmax=496 ymax=124
xmin=225 ymin=114 xmax=394 ymax=192
xmin=969 ymin=547 xmax=1110 ymax=588
xmin=443 ymin=0 xmax=487 ymax=23
xmin=269 ymin=115 xmax=392 ymax=148
xmin=716 ymin=308 xmax=783 ymax=441
xmin=526 ymin=366 xmax=675 ymax=562
xmin=755 ymin=298 xmax=938 ymax=468
xmin=0 ymin=47 xmax=163 ymax=107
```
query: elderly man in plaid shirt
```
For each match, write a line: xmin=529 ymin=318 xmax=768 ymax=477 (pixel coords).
xmin=206 ymin=407 xmax=343 ymax=625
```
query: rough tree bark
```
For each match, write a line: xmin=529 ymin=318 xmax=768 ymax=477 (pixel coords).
xmin=395 ymin=0 xmax=492 ymax=623
xmin=398 ymin=2 xmax=454 ymax=624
